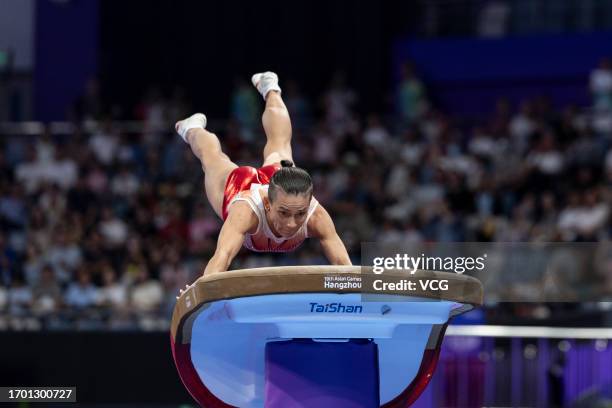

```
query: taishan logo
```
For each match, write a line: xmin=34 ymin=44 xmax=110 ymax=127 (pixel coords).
xmin=309 ymin=302 xmax=363 ymax=313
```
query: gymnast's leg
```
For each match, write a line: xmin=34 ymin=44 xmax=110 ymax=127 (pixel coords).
xmin=175 ymin=114 xmax=238 ymax=218
xmin=252 ymin=72 xmax=294 ymax=166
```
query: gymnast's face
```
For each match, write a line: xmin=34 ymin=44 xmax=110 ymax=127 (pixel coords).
xmin=266 ymin=190 xmax=311 ymax=237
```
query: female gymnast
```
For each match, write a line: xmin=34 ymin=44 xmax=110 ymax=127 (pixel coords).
xmin=175 ymin=72 xmax=351 ymax=275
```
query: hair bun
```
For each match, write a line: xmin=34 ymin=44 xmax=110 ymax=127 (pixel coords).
xmin=280 ymin=160 xmax=294 ymax=168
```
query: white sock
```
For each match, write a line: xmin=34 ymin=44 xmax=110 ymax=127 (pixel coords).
xmin=252 ymin=72 xmax=282 ymax=100
xmin=175 ymin=113 xmax=207 ymax=142
xmin=259 ymin=83 xmax=281 ymax=100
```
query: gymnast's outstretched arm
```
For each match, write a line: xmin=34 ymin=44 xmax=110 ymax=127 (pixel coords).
xmin=307 ymin=205 xmax=352 ymax=266
xmin=203 ymin=202 xmax=258 ymax=276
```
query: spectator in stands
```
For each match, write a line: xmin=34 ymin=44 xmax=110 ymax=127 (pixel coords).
xmin=590 ymin=57 xmax=612 ymax=111
xmin=284 ymin=80 xmax=311 ymax=131
xmin=525 ymin=130 xmax=565 ymax=192
xmin=64 ymin=267 xmax=98 ymax=309
xmin=0 ymin=233 xmax=16 ymax=286
xmin=27 ymin=208 xmax=51 ymax=253
xmin=88 ymin=120 xmax=119 ymax=165
xmin=38 ymin=184 xmax=67 ymax=230
xmin=531 ymin=191 xmax=560 ymax=241
xmin=7 ymin=274 xmax=32 ymax=316
xmin=98 ymin=207 xmax=128 ymax=249
xmin=510 ymin=100 xmax=537 ymax=155
xmin=36 ymin=128 xmax=55 ymax=164
xmin=477 ymin=0 xmax=510 ymax=37
xmin=15 ymin=146 xmax=45 ymax=194
xmin=188 ymin=203 xmax=220 ymax=255
xmin=35 ymin=145 xmax=78 ymax=191
xmin=0 ymin=184 xmax=27 ymax=230
xmin=167 ymin=86 xmax=190 ymax=125
xmin=230 ymin=77 xmax=260 ymax=136
xmin=558 ymin=188 xmax=609 ymax=241
xmin=72 ymin=77 xmax=103 ymax=121
xmin=396 ymin=62 xmax=427 ymax=125
xmin=110 ymin=164 xmax=140 ymax=197
xmin=32 ymin=266 xmax=62 ymax=316
xmin=576 ymin=188 xmax=609 ymax=240
xmin=324 ymin=71 xmax=357 ymax=136
xmin=312 ymin=121 xmax=339 ymax=166
xmin=605 ymin=148 xmax=612 ymax=182
xmin=159 ymin=246 xmax=191 ymax=315
xmin=85 ymin=161 xmax=109 ymax=194
xmin=45 ymin=227 xmax=82 ymax=285
xmin=0 ymin=283 xmax=6 ymax=314
xmin=130 ymin=265 xmax=163 ymax=314
xmin=138 ymin=87 xmax=167 ymax=138
xmin=363 ymin=114 xmax=391 ymax=156
xmin=96 ymin=264 xmax=128 ymax=312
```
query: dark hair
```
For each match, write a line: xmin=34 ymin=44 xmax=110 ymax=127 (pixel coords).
xmin=268 ymin=160 xmax=313 ymax=202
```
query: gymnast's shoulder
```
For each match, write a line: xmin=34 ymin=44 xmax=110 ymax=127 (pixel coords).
xmin=225 ymin=200 xmax=259 ymax=235
xmin=306 ymin=204 xmax=336 ymax=238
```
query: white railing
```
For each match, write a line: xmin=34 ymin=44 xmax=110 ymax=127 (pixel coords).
xmin=0 ymin=120 xmax=157 ymax=135
xmin=448 ymin=324 xmax=612 ymax=339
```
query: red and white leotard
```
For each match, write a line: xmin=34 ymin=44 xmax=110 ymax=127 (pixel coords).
xmin=221 ymin=163 xmax=319 ymax=253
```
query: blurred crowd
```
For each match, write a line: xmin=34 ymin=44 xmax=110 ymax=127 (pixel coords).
xmin=420 ymin=0 xmax=612 ymax=37
xmin=0 ymin=60 xmax=611 ymax=330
